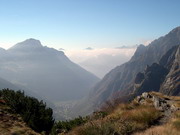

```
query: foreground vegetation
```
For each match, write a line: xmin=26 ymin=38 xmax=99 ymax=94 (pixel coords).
xmin=1 ymin=89 xmax=180 ymax=135
xmin=134 ymin=94 xmax=180 ymax=135
xmin=67 ymin=104 xmax=162 ymax=135
xmin=0 ymin=101 xmax=40 ymax=135
xmin=65 ymin=92 xmax=180 ymax=135
xmin=0 ymin=89 xmax=54 ymax=133
xmin=51 ymin=116 xmax=88 ymax=135
xmin=133 ymin=110 xmax=180 ymax=135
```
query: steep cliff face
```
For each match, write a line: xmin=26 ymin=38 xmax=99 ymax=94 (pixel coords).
xmin=134 ymin=63 xmax=168 ymax=96
xmin=89 ymin=27 xmax=180 ymax=106
xmin=133 ymin=45 xmax=180 ymax=96
xmin=160 ymin=46 xmax=180 ymax=95
xmin=73 ymin=27 xmax=180 ymax=117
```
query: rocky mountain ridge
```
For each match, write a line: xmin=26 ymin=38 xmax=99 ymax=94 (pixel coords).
xmin=0 ymin=39 xmax=99 ymax=102
xmin=133 ymin=45 xmax=180 ymax=96
xmin=160 ymin=46 xmax=180 ymax=95
xmin=74 ymin=27 xmax=180 ymax=117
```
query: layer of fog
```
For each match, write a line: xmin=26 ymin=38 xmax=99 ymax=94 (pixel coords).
xmin=65 ymin=47 xmax=137 ymax=78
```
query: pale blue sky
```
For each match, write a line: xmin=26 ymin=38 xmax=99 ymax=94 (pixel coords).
xmin=0 ymin=0 xmax=180 ymax=49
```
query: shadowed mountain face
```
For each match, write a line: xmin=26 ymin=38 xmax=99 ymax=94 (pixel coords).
xmin=0 ymin=39 xmax=99 ymax=102
xmin=133 ymin=45 xmax=180 ymax=96
xmin=160 ymin=46 xmax=180 ymax=95
xmin=133 ymin=63 xmax=168 ymax=95
xmin=74 ymin=27 xmax=180 ymax=116
xmin=0 ymin=77 xmax=20 ymax=90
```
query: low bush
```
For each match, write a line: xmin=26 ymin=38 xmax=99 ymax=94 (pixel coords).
xmin=0 ymin=89 xmax=54 ymax=133
xmin=51 ymin=116 xmax=87 ymax=135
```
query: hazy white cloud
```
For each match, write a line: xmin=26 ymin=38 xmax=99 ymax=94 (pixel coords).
xmin=85 ymin=47 xmax=94 ymax=50
xmin=65 ymin=47 xmax=136 ymax=78
xmin=138 ymin=38 xmax=153 ymax=46
xmin=143 ymin=40 xmax=152 ymax=46
xmin=0 ymin=44 xmax=12 ymax=49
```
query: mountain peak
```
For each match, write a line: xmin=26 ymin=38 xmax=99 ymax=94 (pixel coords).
xmin=130 ymin=44 xmax=146 ymax=61
xmin=170 ymin=26 xmax=180 ymax=33
xmin=8 ymin=38 xmax=43 ymax=51
xmin=16 ymin=38 xmax=42 ymax=47
xmin=167 ymin=26 xmax=180 ymax=39
xmin=23 ymin=38 xmax=42 ymax=45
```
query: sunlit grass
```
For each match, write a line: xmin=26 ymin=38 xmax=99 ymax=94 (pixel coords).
xmin=134 ymin=110 xmax=180 ymax=135
xmin=67 ymin=104 xmax=161 ymax=135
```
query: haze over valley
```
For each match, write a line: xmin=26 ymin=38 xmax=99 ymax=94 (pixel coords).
xmin=0 ymin=1 xmax=180 ymax=135
xmin=66 ymin=46 xmax=136 ymax=78
xmin=0 ymin=39 xmax=99 ymax=101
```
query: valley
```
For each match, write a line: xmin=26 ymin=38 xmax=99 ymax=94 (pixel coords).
xmin=0 ymin=1 xmax=180 ymax=134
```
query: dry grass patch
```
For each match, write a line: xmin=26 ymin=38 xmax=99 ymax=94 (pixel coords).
xmin=134 ymin=110 xmax=180 ymax=135
xmin=122 ymin=106 xmax=161 ymax=126
xmin=66 ymin=92 xmax=180 ymax=135
xmin=67 ymin=104 xmax=162 ymax=135
xmin=133 ymin=125 xmax=180 ymax=135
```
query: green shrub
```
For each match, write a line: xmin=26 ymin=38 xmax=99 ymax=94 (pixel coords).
xmin=51 ymin=116 xmax=87 ymax=134
xmin=0 ymin=89 xmax=54 ymax=133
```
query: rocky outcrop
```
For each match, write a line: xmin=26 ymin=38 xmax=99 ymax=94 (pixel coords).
xmin=136 ymin=92 xmax=180 ymax=112
xmin=135 ymin=92 xmax=180 ymax=126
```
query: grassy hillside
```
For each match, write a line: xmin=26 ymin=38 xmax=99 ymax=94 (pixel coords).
xmin=0 ymin=100 xmax=40 ymax=135
xmin=1 ymin=90 xmax=179 ymax=135
xmin=0 ymin=89 xmax=54 ymax=135
xmin=134 ymin=93 xmax=180 ymax=135
xmin=58 ymin=92 xmax=180 ymax=135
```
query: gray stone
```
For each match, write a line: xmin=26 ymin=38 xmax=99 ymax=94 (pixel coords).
xmin=142 ymin=92 xmax=152 ymax=99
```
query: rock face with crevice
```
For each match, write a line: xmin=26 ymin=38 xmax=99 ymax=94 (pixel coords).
xmin=133 ymin=45 xmax=180 ymax=96
xmin=134 ymin=63 xmax=168 ymax=96
xmin=160 ymin=46 xmax=180 ymax=96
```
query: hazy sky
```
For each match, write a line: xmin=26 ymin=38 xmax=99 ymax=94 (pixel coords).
xmin=66 ymin=47 xmax=136 ymax=78
xmin=0 ymin=0 xmax=180 ymax=50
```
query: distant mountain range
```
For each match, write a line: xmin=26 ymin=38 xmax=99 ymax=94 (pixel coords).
xmin=73 ymin=26 xmax=180 ymax=117
xmin=0 ymin=39 xmax=99 ymax=102
xmin=0 ymin=27 xmax=179 ymax=120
